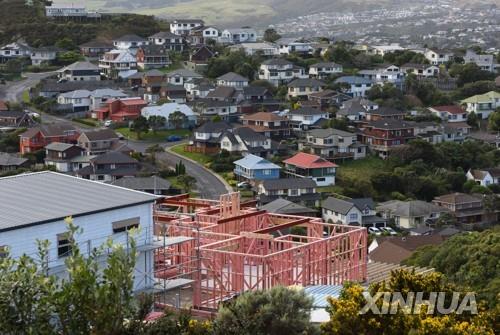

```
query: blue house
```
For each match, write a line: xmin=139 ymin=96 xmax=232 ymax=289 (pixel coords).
xmin=234 ymin=154 xmax=281 ymax=181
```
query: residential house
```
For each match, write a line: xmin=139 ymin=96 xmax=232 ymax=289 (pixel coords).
xmin=238 ymin=86 xmax=280 ymax=114
xmin=365 ymin=107 xmax=406 ymax=121
xmin=76 ymin=151 xmax=139 ymax=182
xmin=260 ymin=198 xmax=317 ymax=217
xmin=308 ymin=90 xmax=344 ymax=110
xmin=258 ymin=58 xmax=308 ymax=86
xmin=44 ymin=142 xmax=85 ymax=172
xmin=357 ymin=65 xmax=405 ymax=89
xmin=219 ymin=127 xmax=272 ymax=157
xmin=189 ymin=99 xmax=238 ymax=121
xmin=241 ymin=112 xmax=291 ymax=139
xmin=413 ymin=122 xmax=444 ymax=144
xmin=79 ymin=40 xmax=113 ymax=58
xmin=466 ymin=168 xmax=500 ymax=187
xmin=136 ymin=45 xmax=171 ymax=70
xmin=188 ymin=26 xmax=219 ymax=45
xmin=309 ymin=62 xmax=343 ymax=79
xmin=94 ymin=97 xmax=147 ymax=122
xmin=322 ymin=197 xmax=386 ymax=227
xmin=400 ymin=63 xmax=439 ymax=77
xmin=187 ymin=80 xmax=215 ymax=99
xmin=112 ymin=34 xmax=148 ymax=51
xmin=89 ymin=89 xmax=128 ymax=116
xmin=141 ymin=103 xmax=197 ymax=129
xmin=334 ymin=76 xmax=373 ymax=97
xmin=0 ymin=152 xmax=29 ymax=172
xmin=30 ymin=46 xmax=61 ymax=65
xmin=369 ymin=235 xmax=444 ymax=264
xmin=206 ymin=86 xmax=242 ymax=102
xmin=216 ymin=72 xmax=249 ymax=88
xmin=220 ymin=28 xmax=257 ymax=44
xmin=287 ymin=78 xmax=326 ymax=99
xmin=288 ymin=107 xmax=329 ymax=131
xmin=442 ymin=122 xmax=471 ymax=143
xmin=229 ymin=42 xmax=279 ymax=56
xmin=170 ymin=19 xmax=204 ymax=36
xmin=277 ymin=38 xmax=313 ymax=55
xmin=188 ymin=121 xmax=231 ymax=153
xmin=360 ymin=119 xmax=416 ymax=158
xmin=376 ymin=200 xmax=449 ymax=229
xmin=57 ymin=90 xmax=92 ymax=112
xmin=461 ymin=91 xmax=500 ymax=120
xmin=0 ymin=41 xmax=31 ymax=63
xmin=166 ymin=69 xmax=203 ymax=86
xmin=58 ymin=61 xmax=101 ymax=82
xmin=367 ymin=44 xmax=405 ymax=56
xmin=19 ymin=124 xmax=79 ymax=154
xmin=148 ymin=32 xmax=185 ymax=51
xmin=77 ymin=129 xmax=121 ymax=155
xmin=111 ymin=176 xmax=172 ymax=195
xmin=44 ymin=4 xmax=100 ymax=18
xmin=99 ymin=50 xmax=137 ymax=79
xmin=257 ymin=178 xmax=320 ymax=207
xmin=337 ymin=97 xmax=378 ymax=121
xmin=233 ymin=154 xmax=281 ymax=182
xmin=464 ymin=49 xmax=499 ymax=73
xmin=283 ymin=152 xmax=337 ymax=186
xmin=424 ymin=48 xmax=454 ymax=65
xmin=433 ymin=193 xmax=499 ymax=229
xmin=301 ymin=128 xmax=366 ymax=160
xmin=0 ymin=110 xmax=34 ymax=130
xmin=188 ymin=46 xmax=215 ymax=69
xmin=428 ymin=105 xmax=468 ymax=123
xmin=156 ymin=83 xmax=187 ymax=104
xmin=37 ymin=79 xmax=125 ymax=99
xmin=0 ymin=171 xmax=158 ymax=291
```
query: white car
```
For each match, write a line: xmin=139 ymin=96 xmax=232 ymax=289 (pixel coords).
xmin=237 ymin=181 xmax=251 ymax=189
xmin=381 ymin=227 xmax=398 ymax=235
xmin=104 ymin=120 xmax=113 ymax=127
xmin=368 ymin=227 xmax=382 ymax=235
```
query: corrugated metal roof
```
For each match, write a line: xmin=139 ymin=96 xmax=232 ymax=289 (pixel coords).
xmin=0 ymin=171 xmax=159 ymax=232
xmin=303 ymin=285 xmax=343 ymax=308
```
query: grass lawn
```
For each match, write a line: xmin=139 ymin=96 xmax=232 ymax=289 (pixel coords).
xmin=73 ymin=118 xmax=99 ymax=127
xmin=170 ymin=144 xmax=214 ymax=166
xmin=22 ymin=89 xmax=30 ymax=103
xmin=116 ymin=127 xmax=190 ymax=142
xmin=337 ymin=156 xmax=388 ymax=183
xmin=158 ymin=62 xmax=184 ymax=73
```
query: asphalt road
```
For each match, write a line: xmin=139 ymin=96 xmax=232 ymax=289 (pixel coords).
xmin=0 ymin=72 xmax=55 ymax=102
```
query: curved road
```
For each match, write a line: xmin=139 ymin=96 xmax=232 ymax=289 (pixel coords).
xmin=0 ymin=72 xmax=55 ymax=102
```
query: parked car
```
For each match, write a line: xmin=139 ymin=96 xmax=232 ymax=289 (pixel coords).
xmin=237 ymin=181 xmax=251 ymax=189
xmin=368 ymin=227 xmax=382 ymax=235
xmin=167 ymin=135 xmax=182 ymax=142
xmin=104 ymin=120 xmax=113 ymax=127
xmin=380 ymin=227 xmax=397 ymax=235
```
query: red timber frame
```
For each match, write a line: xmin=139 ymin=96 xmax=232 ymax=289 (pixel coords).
xmin=153 ymin=192 xmax=367 ymax=312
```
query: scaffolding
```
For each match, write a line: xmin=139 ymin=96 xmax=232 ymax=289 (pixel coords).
xmin=152 ymin=192 xmax=368 ymax=313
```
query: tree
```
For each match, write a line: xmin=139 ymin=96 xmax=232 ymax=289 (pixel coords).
xmin=175 ymin=161 xmax=186 ymax=175
xmin=177 ymin=174 xmax=196 ymax=193
xmin=321 ymin=270 xmax=496 ymax=335
xmin=214 ymin=286 xmax=315 ymax=335
xmin=148 ymin=115 xmax=166 ymax=134
xmin=168 ymin=111 xmax=187 ymax=130
xmin=55 ymin=37 xmax=77 ymax=51
xmin=263 ymin=28 xmax=281 ymax=43
xmin=488 ymin=108 xmax=500 ymax=132
xmin=130 ymin=116 xmax=149 ymax=139
xmin=5 ymin=58 xmax=23 ymax=74
xmin=56 ymin=51 xmax=84 ymax=65
xmin=467 ymin=111 xmax=480 ymax=129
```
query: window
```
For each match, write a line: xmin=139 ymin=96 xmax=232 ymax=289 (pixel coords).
xmin=57 ymin=232 xmax=72 ymax=258
xmin=349 ymin=213 xmax=358 ymax=221
xmin=0 ymin=245 xmax=8 ymax=258
xmin=112 ymin=217 xmax=140 ymax=234
xmin=290 ymin=189 xmax=298 ymax=196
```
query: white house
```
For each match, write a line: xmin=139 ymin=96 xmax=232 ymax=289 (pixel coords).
xmin=216 ymin=72 xmax=249 ymax=88
xmin=170 ymin=19 xmax=204 ymax=35
xmin=466 ymin=168 xmax=500 ymax=187
xmin=287 ymin=107 xmax=329 ymax=131
xmin=0 ymin=171 xmax=159 ymax=291
xmin=367 ymin=44 xmax=405 ymax=56
xmin=229 ymin=42 xmax=279 ymax=56
xmin=141 ymin=103 xmax=197 ymax=129
xmin=358 ymin=65 xmax=405 ymax=89
xmin=334 ymin=76 xmax=373 ymax=97
xmin=464 ymin=49 xmax=500 ymax=73
xmin=322 ymin=197 xmax=383 ymax=227
xmin=57 ymin=90 xmax=92 ymax=112
xmin=90 ymin=89 xmax=128 ymax=112
xmin=112 ymin=34 xmax=148 ymax=51
xmin=309 ymin=62 xmax=343 ymax=79
xmin=45 ymin=4 xmax=100 ymax=18
xmin=428 ymin=105 xmax=468 ymax=123
xmin=30 ymin=46 xmax=60 ymax=65
xmin=400 ymin=63 xmax=440 ymax=77
xmin=0 ymin=41 xmax=32 ymax=61
xmin=424 ymin=48 xmax=454 ymax=65
xmin=166 ymin=69 xmax=203 ymax=86
xmin=287 ymin=78 xmax=326 ymax=99
xmin=259 ymin=58 xmax=308 ymax=87
xmin=58 ymin=61 xmax=101 ymax=82
xmin=220 ymin=28 xmax=257 ymax=44
xmin=276 ymin=38 xmax=313 ymax=55
xmin=461 ymin=91 xmax=500 ymax=120
xmin=220 ymin=127 xmax=272 ymax=155
xmin=99 ymin=50 xmax=138 ymax=79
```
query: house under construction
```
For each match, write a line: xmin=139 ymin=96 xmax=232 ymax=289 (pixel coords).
xmin=151 ymin=192 xmax=368 ymax=314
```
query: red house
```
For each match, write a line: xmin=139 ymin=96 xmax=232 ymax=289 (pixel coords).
xmin=19 ymin=124 xmax=80 ymax=154
xmin=360 ymin=119 xmax=415 ymax=158
xmin=95 ymin=97 xmax=147 ymax=122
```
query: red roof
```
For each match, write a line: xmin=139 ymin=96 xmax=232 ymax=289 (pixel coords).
xmin=432 ymin=105 xmax=465 ymax=115
xmin=0 ymin=100 xmax=8 ymax=111
xmin=106 ymin=98 xmax=147 ymax=106
xmin=284 ymin=152 xmax=338 ymax=169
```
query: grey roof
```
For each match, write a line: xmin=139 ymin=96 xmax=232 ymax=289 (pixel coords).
xmin=243 ymin=86 xmax=269 ymax=96
xmin=368 ymin=107 xmax=406 ymax=116
xmin=233 ymin=127 xmax=267 ymax=142
xmin=217 ymin=72 xmax=248 ymax=82
xmin=335 ymin=76 xmax=372 ymax=85
xmin=111 ymin=176 xmax=171 ymax=190
xmin=206 ymin=86 xmax=236 ymax=99
xmin=289 ymin=107 xmax=326 ymax=116
xmin=307 ymin=128 xmax=355 ymax=138
xmin=195 ymin=121 xmax=231 ymax=133
xmin=166 ymin=68 xmax=203 ymax=78
xmin=150 ymin=31 xmax=179 ymax=39
xmin=366 ymin=119 xmax=415 ymax=130
xmin=59 ymin=89 xmax=91 ymax=99
xmin=0 ymin=152 xmax=28 ymax=167
xmin=376 ymin=200 xmax=448 ymax=217
xmin=0 ymin=171 xmax=158 ymax=232
xmin=91 ymin=151 xmax=137 ymax=164
xmin=61 ymin=61 xmax=99 ymax=71
xmin=261 ymin=198 xmax=316 ymax=215
xmin=310 ymin=62 xmax=341 ymax=68
xmin=261 ymin=58 xmax=293 ymax=66
xmin=322 ymin=197 xmax=355 ymax=215
xmin=288 ymin=78 xmax=325 ymax=88
xmin=262 ymin=178 xmax=317 ymax=190
xmin=114 ymin=34 xmax=147 ymax=42
xmin=44 ymin=142 xmax=77 ymax=152
xmin=81 ymin=129 xmax=119 ymax=141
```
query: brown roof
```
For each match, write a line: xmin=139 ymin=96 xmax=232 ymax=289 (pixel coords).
xmin=241 ymin=111 xmax=287 ymax=122
xmin=433 ymin=192 xmax=482 ymax=204
xmin=0 ymin=100 xmax=8 ymax=111
xmin=370 ymin=235 xmax=444 ymax=264
xmin=495 ymin=76 xmax=500 ymax=87
xmin=431 ymin=105 xmax=466 ymax=115
xmin=80 ymin=129 xmax=118 ymax=141
xmin=20 ymin=124 xmax=77 ymax=138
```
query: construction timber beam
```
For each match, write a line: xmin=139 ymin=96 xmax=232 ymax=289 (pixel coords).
xmin=253 ymin=218 xmax=310 ymax=234
xmin=217 ymin=210 xmax=267 ymax=224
